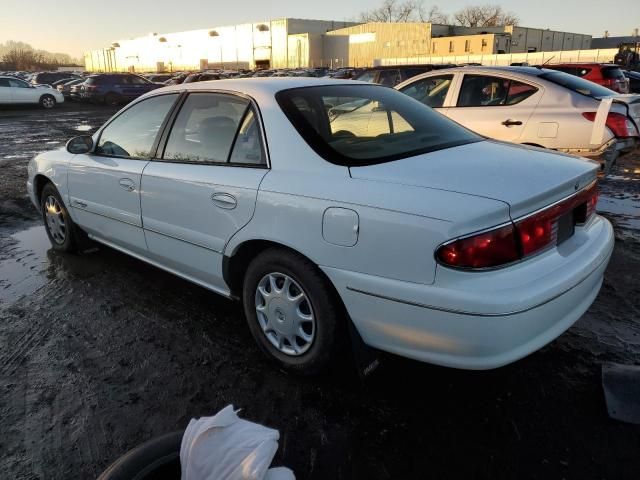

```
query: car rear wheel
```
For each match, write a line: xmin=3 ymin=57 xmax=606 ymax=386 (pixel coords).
xmin=104 ymin=93 xmax=121 ymax=106
xmin=242 ymin=248 xmax=344 ymax=375
xmin=40 ymin=183 xmax=81 ymax=253
xmin=39 ymin=94 xmax=56 ymax=109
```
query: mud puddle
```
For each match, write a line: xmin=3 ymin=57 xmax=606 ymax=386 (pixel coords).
xmin=0 ymin=225 xmax=51 ymax=306
xmin=598 ymin=194 xmax=640 ymax=233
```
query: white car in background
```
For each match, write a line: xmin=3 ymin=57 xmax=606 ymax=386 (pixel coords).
xmin=0 ymin=75 xmax=64 ymax=108
xmin=28 ymin=78 xmax=613 ymax=374
xmin=387 ymin=66 xmax=640 ymax=171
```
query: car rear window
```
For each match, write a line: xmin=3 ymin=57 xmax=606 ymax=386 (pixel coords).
xmin=276 ymin=84 xmax=481 ymax=166
xmin=602 ymin=66 xmax=625 ymax=80
xmin=539 ymin=71 xmax=615 ymax=97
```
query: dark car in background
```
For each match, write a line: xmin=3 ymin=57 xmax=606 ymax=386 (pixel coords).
xmin=146 ymin=74 xmax=173 ymax=83
xmin=31 ymin=71 xmax=81 ymax=86
xmin=543 ymin=63 xmax=630 ymax=93
xmin=57 ymin=78 xmax=85 ymax=98
xmin=353 ymin=64 xmax=456 ymax=87
xmin=82 ymin=73 xmax=163 ymax=105
xmin=624 ymin=70 xmax=640 ymax=93
xmin=182 ymin=72 xmax=222 ymax=83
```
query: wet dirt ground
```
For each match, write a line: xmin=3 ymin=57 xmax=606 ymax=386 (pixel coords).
xmin=1 ymin=103 xmax=639 ymax=479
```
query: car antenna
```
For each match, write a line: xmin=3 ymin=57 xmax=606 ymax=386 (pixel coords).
xmin=537 ymin=56 xmax=555 ymax=69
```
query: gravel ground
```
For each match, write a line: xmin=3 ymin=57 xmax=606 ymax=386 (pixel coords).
xmin=1 ymin=103 xmax=639 ymax=480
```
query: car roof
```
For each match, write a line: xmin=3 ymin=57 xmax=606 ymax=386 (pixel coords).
xmin=155 ymin=77 xmax=364 ymax=97
xmin=406 ymin=66 xmax=551 ymax=76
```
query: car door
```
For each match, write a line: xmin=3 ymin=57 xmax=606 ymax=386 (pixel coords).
xmin=8 ymin=78 xmax=37 ymax=103
xmin=443 ymin=74 xmax=541 ymax=143
xmin=0 ymin=78 xmax=13 ymax=103
xmin=66 ymin=93 xmax=179 ymax=255
xmin=140 ymin=92 xmax=269 ymax=293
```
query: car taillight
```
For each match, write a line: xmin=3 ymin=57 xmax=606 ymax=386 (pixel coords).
xmin=436 ymin=224 xmax=520 ymax=269
xmin=436 ymin=182 xmax=598 ymax=270
xmin=582 ymin=111 xmax=639 ymax=138
xmin=85 ymin=84 xmax=96 ymax=90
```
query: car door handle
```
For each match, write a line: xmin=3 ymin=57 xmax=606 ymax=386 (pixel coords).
xmin=502 ymin=119 xmax=523 ymax=126
xmin=119 ymin=178 xmax=136 ymax=192
xmin=210 ymin=192 xmax=237 ymax=210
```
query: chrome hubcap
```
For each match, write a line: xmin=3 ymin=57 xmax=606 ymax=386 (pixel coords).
xmin=255 ymin=272 xmax=315 ymax=356
xmin=44 ymin=195 xmax=66 ymax=244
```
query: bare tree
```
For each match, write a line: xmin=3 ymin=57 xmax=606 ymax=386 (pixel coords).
xmin=0 ymin=40 xmax=80 ymax=70
xmin=418 ymin=5 xmax=449 ymax=23
xmin=453 ymin=5 xmax=519 ymax=27
xmin=360 ymin=0 xmax=449 ymax=23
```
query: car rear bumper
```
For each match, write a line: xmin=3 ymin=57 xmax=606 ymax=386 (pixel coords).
xmin=323 ymin=215 xmax=614 ymax=369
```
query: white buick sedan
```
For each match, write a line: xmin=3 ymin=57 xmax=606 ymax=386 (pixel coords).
xmin=28 ymin=78 xmax=613 ymax=374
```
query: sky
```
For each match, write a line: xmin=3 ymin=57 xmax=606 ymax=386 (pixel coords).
xmin=1 ymin=0 xmax=639 ymax=58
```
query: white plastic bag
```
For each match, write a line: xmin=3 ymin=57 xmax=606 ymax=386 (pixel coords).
xmin=180 ymin=405 xmax=295 ymax=480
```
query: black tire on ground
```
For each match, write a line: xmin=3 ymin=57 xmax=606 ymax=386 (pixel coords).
xmin=40 ymin=182 xmax=83 ymax=253
xmin=39 ymin=94 xmax=56 ymax=109
xmin=242 ymin=247 xmax=345 ymax=375
xmin=104 ymin=93 xmax=121 ymax=106
xmin=96 ymin=431 xmax=183 ymax=480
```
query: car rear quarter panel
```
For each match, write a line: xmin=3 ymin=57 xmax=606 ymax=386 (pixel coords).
xmin=226 ymin=166 xmax=511 ymax=286
xmin=525 ymin=85 xmax=614 ymax=150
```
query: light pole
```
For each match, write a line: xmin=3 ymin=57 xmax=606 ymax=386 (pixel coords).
xmin=209 ymin=30 xmax=222 ymax=69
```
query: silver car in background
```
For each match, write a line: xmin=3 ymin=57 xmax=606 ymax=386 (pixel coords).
xmin=391 ymin=66 xmax=640 ymax=171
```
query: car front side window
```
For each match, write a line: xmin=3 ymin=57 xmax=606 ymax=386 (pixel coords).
xmin=400 ymin=75 xmax=454 ymax=108
xmin=8 ymin=79 xmax=29 ymax=88
xmin=95 ymin=94 xmax=178 ymax=159
xmin=162 ymin=93 xmax=250 ymax=164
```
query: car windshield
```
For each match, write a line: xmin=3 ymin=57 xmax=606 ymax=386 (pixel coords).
xmin=276 ymin=84 xmax=481 ymax=166
xmin=539 ymin=70 xmax=615 ymax=97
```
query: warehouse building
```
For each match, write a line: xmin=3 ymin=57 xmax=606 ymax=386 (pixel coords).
xmin=84 ymin=18 xmax=592 ymax=72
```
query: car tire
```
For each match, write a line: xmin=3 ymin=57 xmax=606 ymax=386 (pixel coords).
xmin=96 ymin=431 xmax=182 ymax=480
xmin=242 ymin=247 xmax=345 ymax=375
xmin=39 ymin=94 xmax=56 ymax=109
xmin=40 ymin=183 xmax=83 ymax=253
xmin=104 ymin=93 xmax=120 ymax=106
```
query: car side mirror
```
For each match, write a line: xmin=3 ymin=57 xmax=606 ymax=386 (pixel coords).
xmin=66 ymin=135 xmax=94 ymax=154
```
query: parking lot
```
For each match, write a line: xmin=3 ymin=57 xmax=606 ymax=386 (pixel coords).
xmin=1 ymin=102 xmax=639 ymax=479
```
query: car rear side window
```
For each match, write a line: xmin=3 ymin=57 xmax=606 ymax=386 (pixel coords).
xmin=602 ymin=67 xmax=625 ymax=80
xmin=96 ymin=94 xmax=178 ymax=159
xmin=0 ymin=78 xmax=11 ymax=87
xmin=163 ymin=92 xmax=264 ymax=165
xmin=539 ymin=71 xmax=615 ymax=97
xmin=457 ymin=75 xmax=538 ymax=106
xmin=276 ymin=84 xmax=480 ymax=166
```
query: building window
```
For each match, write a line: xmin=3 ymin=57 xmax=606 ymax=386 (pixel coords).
xmin=465 ymin=40 xmax=471 ymax=52
xmin=449 ymin=41 xmax=454 ymax=53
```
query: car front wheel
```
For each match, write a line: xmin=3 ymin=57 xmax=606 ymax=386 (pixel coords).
xmin=40 ymin=94 xmax=56 ymax=109
xmin=40 ymin=183 xmax=80 ymax=252
xmin=242 ymin=248 xmax=344 ymax=375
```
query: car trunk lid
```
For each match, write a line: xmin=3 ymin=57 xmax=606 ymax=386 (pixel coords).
xmin=349 ymin=140 xmax=598 ymax=220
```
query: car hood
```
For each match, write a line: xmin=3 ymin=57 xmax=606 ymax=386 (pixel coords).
xmin=349 ymin=140 xmax=599 ymax=219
